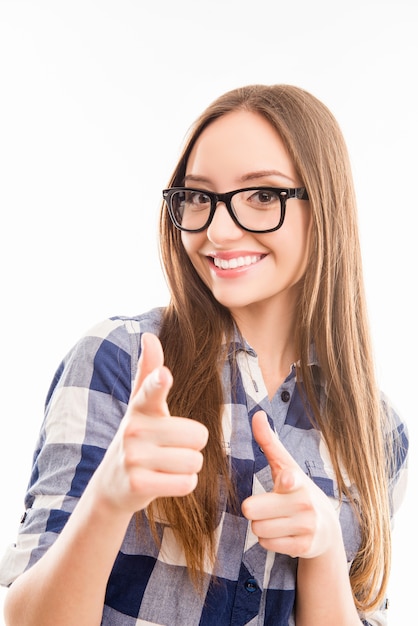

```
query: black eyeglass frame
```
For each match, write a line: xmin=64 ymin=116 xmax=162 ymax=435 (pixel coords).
xmin=162 ymin=186 xmax=309 ymax=233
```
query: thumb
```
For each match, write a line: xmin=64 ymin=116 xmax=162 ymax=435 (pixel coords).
xmin=131 ymin=333 xmax=165 ymax=396
xmin=130 ymin=333 xmax=172 ymax=416
xmin=252 ymin=411 xmax=299 ymax=483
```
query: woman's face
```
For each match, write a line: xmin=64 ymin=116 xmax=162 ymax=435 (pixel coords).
xmin=181 ymin=110 xmax=312 ymax=317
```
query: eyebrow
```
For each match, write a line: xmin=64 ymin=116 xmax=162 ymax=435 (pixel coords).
xmin=184 ymin=170 xmax=296 ymax=186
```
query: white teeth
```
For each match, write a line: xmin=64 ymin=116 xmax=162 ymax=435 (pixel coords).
xmin=213 ymin=255 xmax=261 ymax=269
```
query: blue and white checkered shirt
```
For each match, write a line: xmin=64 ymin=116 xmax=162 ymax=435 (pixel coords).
xmin=0 ymin=308 xmax=408 ymax=625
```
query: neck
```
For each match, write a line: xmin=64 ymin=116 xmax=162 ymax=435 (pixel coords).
xmin=231 ymin=297 xmax=299 ymax=397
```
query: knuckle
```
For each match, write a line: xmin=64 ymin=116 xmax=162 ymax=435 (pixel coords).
xmin=122 ymin=439 xmax=151 ymax=470
xmin=127 ymin=468 xmax=145 ymax=494
xmin=190 ymin=450 xmax=204 ymax=473
xmin=299 ymin=535 xmax=313 ymax=557
xmin=176 ymin=473 xmax=198 ymax=496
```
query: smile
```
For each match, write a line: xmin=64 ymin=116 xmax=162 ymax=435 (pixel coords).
xmin=212 ymin=255 xmax=263 ymax=270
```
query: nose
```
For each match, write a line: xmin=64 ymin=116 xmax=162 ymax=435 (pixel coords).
xmin=206 ymin=201 xmax=243 ymax=243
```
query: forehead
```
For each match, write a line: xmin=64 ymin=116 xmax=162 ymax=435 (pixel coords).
xmin=186 ymin=110 xmax=298 ymax=184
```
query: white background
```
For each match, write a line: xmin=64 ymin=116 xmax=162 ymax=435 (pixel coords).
xmin=0 ymin=0 xmax=416 ymax=623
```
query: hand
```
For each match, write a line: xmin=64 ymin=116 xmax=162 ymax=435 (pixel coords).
xmin=91 ymin=332 xmax=209 ymax=514
xmin=241 ymin=411 xmax=341 ymax=559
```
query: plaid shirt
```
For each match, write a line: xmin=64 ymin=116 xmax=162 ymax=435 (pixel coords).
xmin=0 ymin=309 xmax=408 ymax=625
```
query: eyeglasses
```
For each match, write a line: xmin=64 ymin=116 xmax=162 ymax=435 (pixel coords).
xmin=162 ymin=186 xmax=309 ymax=233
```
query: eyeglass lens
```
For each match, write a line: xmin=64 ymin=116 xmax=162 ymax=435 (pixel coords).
xmin=170 ymin=188 xmax=284 ymax=232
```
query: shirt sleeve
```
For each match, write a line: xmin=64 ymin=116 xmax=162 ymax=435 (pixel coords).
xmin=0 ymin=316 xmax=141 ymax=587
xmin=361 ymin=615 xmax=388 ymax=626
xmin=359 ymin=394 xmax=409 ymax=626
xmin=382 ymin=393 xmax=409 ymax=519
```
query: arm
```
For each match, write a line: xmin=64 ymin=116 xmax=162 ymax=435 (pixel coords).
xmin=4 ymin=333 xmax=208 ymax=626
xmin=242 ymin=411 xmax=362 ymax=626
xmin=295 ymin=533 xmax=361 ymax=625
xmin=4 ymin=478 xmax=133 ymax=626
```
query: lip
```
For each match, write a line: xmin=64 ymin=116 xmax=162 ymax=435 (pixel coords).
xmin=206 ymin=251 xmax=266 ymax=278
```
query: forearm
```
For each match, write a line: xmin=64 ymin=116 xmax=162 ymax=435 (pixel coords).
xmin=4 ymin=334 xmax=208 ymax=626
xmin=4 ymin=480 xmax=133 ymax=626
xmin=295 ymin=534 xmax=362 ymax=626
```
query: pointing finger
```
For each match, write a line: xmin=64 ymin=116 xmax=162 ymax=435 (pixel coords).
xmin=130 ymin=333 xmax=172 ymax=416
xmin=252 ymin=411 xmax=299 ymax=482
xmin=131 ymin=333 xmax=165 ymax=397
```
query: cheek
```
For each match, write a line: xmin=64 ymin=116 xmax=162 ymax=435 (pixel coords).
xmin=291 ymin=203 xmax=312 ymax=246
xmin=181 ymin=232 xmax=207 ymax=273
xmin=181 ymin=232 xmax=198 ymax=259
xmin=298 ymin=210 xmax=313 ymax=264
xmin=275 ymin=208 xmax=313 ymax=274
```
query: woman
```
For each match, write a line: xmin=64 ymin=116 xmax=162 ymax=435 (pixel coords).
xmin=0 ymin=84 xmax=408 ymax=625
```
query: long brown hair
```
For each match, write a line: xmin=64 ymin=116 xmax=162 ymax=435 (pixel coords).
xmin=151 ymin=84 xmax=394 ymax=611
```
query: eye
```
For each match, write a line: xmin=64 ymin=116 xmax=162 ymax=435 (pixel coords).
xmin=246 ymin=189 xmax=281 ymax=208
xmin=184 ymin=190 xmax=210 ymax=205
xmin=185 ymin=190 xmax=211 ymax=209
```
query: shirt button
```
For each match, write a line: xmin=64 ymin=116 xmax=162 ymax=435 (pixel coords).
xmin=244 ymin=577 xmax=259 ymax=593
xmin=281 ymin=390 xmax=291 ymax=403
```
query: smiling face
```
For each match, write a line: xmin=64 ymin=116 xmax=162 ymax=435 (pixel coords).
xmin=181 ymin=110 xmax=312 ymax=319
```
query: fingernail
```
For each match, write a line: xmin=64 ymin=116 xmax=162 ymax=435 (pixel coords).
xmin=151 ymin=368 xmax=162 ymax=386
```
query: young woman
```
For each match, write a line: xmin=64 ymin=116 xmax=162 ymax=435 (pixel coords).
xmin=0 ymin=84 xmax=408 ymax=625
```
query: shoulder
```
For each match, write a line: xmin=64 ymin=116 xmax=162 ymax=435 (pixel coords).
xmin=379 ymin=391 xmax=408 ymax=454
xmin=81 ymin=307 xmax=165 ymax=347
xmin=379 ymin=392 xmax=409 ymax=513
xmin=67 ymin=307 xmax=164 ymax=360
xmin=44 ymin=307 xmax=166 ymax=407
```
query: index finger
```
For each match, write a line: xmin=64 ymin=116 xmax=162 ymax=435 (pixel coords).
xmin=252 ymin=411 xmax=298 ymax=478
xmin=131 ymin=333 xmax=165 ymax=397
xmin=129 ymin=333 xmax=172 ymax=417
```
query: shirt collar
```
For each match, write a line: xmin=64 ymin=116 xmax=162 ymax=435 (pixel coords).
xmin=225 ymin=326 xmax=319 ymax=369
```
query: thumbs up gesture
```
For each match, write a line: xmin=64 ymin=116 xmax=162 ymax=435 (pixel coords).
xmin=241 ymin=411 xmax=342 ymax=560
xmin=91 ymin=333 xmax=209 ymax=515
